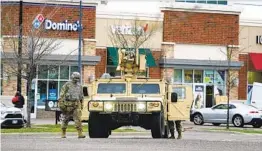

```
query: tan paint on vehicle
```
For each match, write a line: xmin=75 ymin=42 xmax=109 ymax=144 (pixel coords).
xmin=167 ymin=85 xmax=193 ymax=121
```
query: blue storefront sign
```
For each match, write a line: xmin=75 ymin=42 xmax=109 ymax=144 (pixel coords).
xmin=48 ymin=89 xmax=57 ymax=101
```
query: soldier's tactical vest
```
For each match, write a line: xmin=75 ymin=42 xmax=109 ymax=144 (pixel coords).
xmin=66 ymin=83 xmax=82 ymax=101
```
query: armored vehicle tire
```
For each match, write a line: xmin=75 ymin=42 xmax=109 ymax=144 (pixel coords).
xmin=151 ymin=112 xmax=165 ymax=138
xmin=88 ymin=112 xmax=109 ymax=138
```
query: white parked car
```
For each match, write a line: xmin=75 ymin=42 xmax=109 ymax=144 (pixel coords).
xmin=1 ymin=102 xmax=25 ymax=128
xmin=190 ymin=103 xmax=262 ymax=128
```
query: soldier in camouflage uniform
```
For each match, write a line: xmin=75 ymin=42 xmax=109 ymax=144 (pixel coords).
xmin=58 ymin=72 xmax=85 ymax=138
xmin=168 ymin=120 xmax=182 ymax=139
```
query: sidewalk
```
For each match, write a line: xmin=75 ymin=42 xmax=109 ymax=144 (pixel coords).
xmin=29 ymin=118 xmax=196 ymax=132
xmin=31 ymin=118 xmax=58 ymax=125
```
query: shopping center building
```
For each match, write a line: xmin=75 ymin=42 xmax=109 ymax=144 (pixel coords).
xmin=1 ymin=0 xmax=100 ymax=118
xmin=1 ymin=0 xmax=261 ymax=118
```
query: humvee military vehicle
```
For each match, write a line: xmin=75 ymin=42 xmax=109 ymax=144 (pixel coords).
xmin=85 ymin=48 xmax=193 ymax=138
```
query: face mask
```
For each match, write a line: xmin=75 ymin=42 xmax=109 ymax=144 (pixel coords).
xmin=72 ymin=78 xmax=80 ymax=83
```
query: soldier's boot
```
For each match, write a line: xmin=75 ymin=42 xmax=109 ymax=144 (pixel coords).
xmin=77 ymin=129 xmax=86 ymax=138
xmin=61 ymin=129 xmax=66 ymax=138
xmin=177 ymin=132 xmax=182 ymax=139
xmin=169 ymin=132 xmax=175 ymax=139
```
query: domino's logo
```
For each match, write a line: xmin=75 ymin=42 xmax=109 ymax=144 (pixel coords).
xmin=32 ymin=14 xmax=45 ymax=29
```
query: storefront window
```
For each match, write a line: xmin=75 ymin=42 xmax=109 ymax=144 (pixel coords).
xmin=60 ymin=66 xmax=69 ymax=79
xmin=204 ymin=70 xmax=214 ymax=84
xmin=59 ymin=81 xmax=67 ymax=95
xmin=175 ymin=0 xmax=227 ymax=5
xmin=38 ymin=65 xmax=48 ymax=79
xmin=174 ymin=69 xmax=182 ymax=83
xmin=214 ymin=71 xmax=225 ymax=85
xmin=194 ymin=70 xmax=203 ymax=83
xmin=184 ymin=70 xmax=193 ymax=83
xmin=36 ymin=65 xmax=78 ymax=107
xmin=173 ymin=87 xmax=186 ymax=99
xmin=248 ymin=71 xmax=262 ymax=84
xmin=106 ymin=66 xmax=121 ymax=77
xmin=215 ymin=85 xmax=225 ymax=96
xmin=70 ymin=66 xmax=78 ymax=78
xmin=137 ymin=68 xmax=149 ymax=77
xmin=37 ymin=81 xmax=47 ymax=106
xmin=48 ymin=65 xmax=59 ymax=79
xmin=207 ymin=0 xmax=217 ymax=4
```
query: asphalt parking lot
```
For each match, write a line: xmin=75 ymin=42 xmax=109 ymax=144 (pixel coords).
xmin=1 ymin=130 xmax=262 ymax=151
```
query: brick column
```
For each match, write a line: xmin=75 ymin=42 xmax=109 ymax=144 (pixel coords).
xmin=161 ymin=68 xmax=174 ymax=83
xmin=95 ymin=47 xmax=107 ymax=79
xmin=227 ymin=45 xmax=240 ymax=100
xmin=149 ymin=50 xmax=161 ymax=79
xmin=82 ymin=39 xmax=96 ymax=84
xmin=160 ymin=42 xmax=175 ymax=81
xmin=161 ymin=42 xmax=175 ymax=58
xmin=238 ymin=53 xmax=248 ymax=100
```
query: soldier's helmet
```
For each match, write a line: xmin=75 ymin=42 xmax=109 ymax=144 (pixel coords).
xmin=71 ymin=72 xmax=80 ymax=80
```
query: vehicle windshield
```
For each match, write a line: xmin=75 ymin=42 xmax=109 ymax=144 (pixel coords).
xmin=131 ymin=84 xmax=160 ymax=94
xmin=97 ymin=83 xmax=126 ymax=94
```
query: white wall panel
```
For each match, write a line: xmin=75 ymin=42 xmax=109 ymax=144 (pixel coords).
xmin=174 ymin=44 xmax=227 ymax=61
xmin=51 ymin=39 xmax=79 ymax=55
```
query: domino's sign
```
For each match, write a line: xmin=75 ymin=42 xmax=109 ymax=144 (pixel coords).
xmin=32 ymin=14 xmax=82 ymax=32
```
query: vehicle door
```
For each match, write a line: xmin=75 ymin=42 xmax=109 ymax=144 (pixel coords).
xmin=168 ymin=85 xmax=193 ymax=121
xmin=207 ymin=104 xmax=228 ymax=123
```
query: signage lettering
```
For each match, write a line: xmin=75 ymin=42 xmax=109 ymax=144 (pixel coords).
xmin=111 ymin=24 xmax=148 ymax=35
xmin=45 ymin=19 xmax=80 ymax=31
xmin=32 ymin=14 xmax=82 ymax=32
xmin=257 ymin=35 xmax=262 ymax=45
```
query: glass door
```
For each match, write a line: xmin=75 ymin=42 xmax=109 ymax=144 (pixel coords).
xmin=192 ymin=84 xmax=206 ymax=109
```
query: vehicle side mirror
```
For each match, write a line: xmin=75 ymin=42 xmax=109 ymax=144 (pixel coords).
xmin=83 ymin=87 xmax=89 ymax=97
xmin=171 ymin=92 xmax=178 ymax=103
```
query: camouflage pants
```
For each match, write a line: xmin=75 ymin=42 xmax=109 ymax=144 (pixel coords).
xmin=60 ymin=100 xmax=83 ymax=131
xmin=168 ymin=120 xmax=182 ymax=134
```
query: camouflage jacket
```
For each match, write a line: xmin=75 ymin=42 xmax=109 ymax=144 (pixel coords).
xmin=60 ymin=81 xmax=84 ymax=102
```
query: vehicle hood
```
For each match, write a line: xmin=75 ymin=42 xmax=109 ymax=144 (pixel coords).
xmin=1 ymin=106 xmax=22 ymax=114
xmin=92 ymin=96 xmax=163 ymax=101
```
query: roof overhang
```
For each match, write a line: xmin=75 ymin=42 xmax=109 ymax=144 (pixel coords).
xmin=159 ymin=58 xmax=244 ymax=70
xmin=1 ymin=0 xmax=98 ymax=7
xmin=1 ymin=53 xmax=101 ymax=66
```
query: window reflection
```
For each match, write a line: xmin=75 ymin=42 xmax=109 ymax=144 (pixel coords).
xmin=194 ymin=70 xmax=203 ymax=83
xmin=184 ymin=70 xmax=193 ymax=83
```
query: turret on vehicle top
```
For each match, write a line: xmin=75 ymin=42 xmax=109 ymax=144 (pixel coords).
xmin=84 ymin=48 xmax=193 ymax=138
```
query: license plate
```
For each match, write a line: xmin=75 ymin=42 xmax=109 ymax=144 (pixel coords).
xmin=12 ymin=120 xmax=18 ymax=124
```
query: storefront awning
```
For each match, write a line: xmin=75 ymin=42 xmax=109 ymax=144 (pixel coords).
xmin=1 ymin=53 xmax=101 ymax=65
xmin=107 ymin=47 xmax=157 ymax=67
xmin=159 ymin=58 xmax=243 ymax=70
xmin=249 ymin=53 xmax=262 ymax=71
